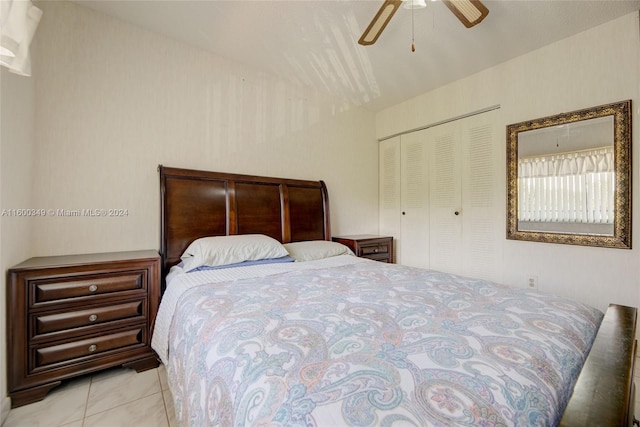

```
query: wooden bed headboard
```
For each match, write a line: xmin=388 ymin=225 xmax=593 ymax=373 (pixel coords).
xmin=159 ymin=165 xmax=331 ymax=280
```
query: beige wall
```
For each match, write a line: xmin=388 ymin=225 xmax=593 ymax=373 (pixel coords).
xmin=0 ymin=67 xmax=36 ymax=423
xmin=0 ymin=0 xmax=378 ymax=411
xmin=29 ymin=1 xmax=378 ymax=256
xmin=377 ymin=11 xmax=640 ymax=313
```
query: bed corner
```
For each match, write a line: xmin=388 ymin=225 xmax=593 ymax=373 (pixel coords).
xmin=560 ymin=303 xmax=637 ymax=426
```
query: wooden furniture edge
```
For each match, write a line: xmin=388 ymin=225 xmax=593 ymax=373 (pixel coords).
xmin=6 ymin=251 xmax=161 ymax=407
xmin=560 ymin=303 xmax=637 ymax=426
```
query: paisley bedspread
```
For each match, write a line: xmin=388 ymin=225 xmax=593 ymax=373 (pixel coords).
xmin=163 ymin=257 xmax=602 ymax=426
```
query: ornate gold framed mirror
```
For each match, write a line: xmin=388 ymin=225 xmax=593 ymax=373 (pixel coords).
xmin=507 ymin=100 xmax=632 ymax=248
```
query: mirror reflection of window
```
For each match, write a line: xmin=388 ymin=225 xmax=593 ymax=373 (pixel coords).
xmin=516 ymin=116 xmax=615 ymax=236
xmin=518 ymin=147 xmax=614 ymax=234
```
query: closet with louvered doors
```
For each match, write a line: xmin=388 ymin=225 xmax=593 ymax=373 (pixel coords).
xmin=379 ymin=109 xmax=503 ymax=283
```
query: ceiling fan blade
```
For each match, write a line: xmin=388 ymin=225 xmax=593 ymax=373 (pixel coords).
xmin=358 ymin=0 xmax=403 ymax=46
xmin=442 ymin=0 xmax=489 ymax=28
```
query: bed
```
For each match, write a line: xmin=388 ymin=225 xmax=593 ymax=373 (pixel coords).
xmin=152 ymin=165 xmax=637 ymax=426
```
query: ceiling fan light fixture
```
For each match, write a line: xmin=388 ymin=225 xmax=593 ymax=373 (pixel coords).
xmin=0 ymin=40 xmax=18 ymax=58
xmin=358 ymin=0 xmax=488 ymax=47
xmin=0 ymin=0 xmax=42 ymax=76
xmin=403 ymin=0 xmax=427 ymax=10
xmin=442 ymin=0 xmax=488 ymax=28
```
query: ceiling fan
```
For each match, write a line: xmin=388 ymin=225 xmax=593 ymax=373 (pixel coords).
xmin=358 ymin=0 xmax=489 ymax=46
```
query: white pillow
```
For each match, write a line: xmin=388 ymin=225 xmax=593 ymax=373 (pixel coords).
xmin=181 ymin=234 xmax=289 ymax=271
xmin=283 ymin=240 xmax=354 ymax=262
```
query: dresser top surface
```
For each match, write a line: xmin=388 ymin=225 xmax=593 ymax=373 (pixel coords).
xmin=9 ymin=250 xmax=159 ymax=271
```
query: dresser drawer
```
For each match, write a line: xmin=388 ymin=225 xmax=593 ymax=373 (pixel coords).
xmin=32 ymin=300 xmax=145 ymax=337
xmin=33 ymin=327 xmax=145 ymax=369
xmin=30 ymin=271 xmax=145 ymax=306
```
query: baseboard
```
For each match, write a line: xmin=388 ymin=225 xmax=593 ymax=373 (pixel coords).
xmin=0 ymin=395 xmax=11 ymax=425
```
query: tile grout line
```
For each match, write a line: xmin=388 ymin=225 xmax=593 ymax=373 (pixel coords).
xmin=158 ymin=369 xmax=172 ymax=426
xmin=82 ymin=391 xmax=166 ymax=423
xmin=80 ymin=375 xmax=94 ymax=427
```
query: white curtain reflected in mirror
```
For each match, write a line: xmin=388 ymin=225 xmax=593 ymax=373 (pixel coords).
xmin=518 ymin=116 xmax=614 ymax=235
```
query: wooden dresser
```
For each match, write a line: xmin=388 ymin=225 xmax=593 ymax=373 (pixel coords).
xmin=6 ymin=250 xmax=160 ymax=408
xmin=332 ymin=235 xmax=394 ymax=263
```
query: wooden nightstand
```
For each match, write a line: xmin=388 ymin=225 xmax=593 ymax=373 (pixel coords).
xmin=332 ymin=235 xmax=394 ymax=263
xmin=7 ymin=250 xmax=160 ymax=408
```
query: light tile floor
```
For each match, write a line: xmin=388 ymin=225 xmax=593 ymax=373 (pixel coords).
xmin=3 ymin=359 xmax=640 ymax=426
xmin=2 ymin=365 xmax=175 ymax=427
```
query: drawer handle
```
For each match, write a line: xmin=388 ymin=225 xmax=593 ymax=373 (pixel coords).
xmin=88 ymin=344 xmax=97 ymax=352
xmin=373 ymin=248 xmax=379 ymax=253
xmin=89 ymin=314 xmax=98 ymax=322
xmin=88 ymin=284 xmax=98 ymax=293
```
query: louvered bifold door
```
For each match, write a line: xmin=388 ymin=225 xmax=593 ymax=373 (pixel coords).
xmin=399 ymin=131 xmax=430 ymax=268
xmin=427 ymin=110 xmax=502 ymax=280
xmin=428 ymin=121 xmax=463 ymax=274
xmin=460 ymin=110 xmax=503 ymax=283
xmin=379 ymin=137 xmax=402 ymax=261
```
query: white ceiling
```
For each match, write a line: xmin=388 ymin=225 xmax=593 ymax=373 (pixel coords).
xmin=71 ymin=0 xmax=640 ymax=112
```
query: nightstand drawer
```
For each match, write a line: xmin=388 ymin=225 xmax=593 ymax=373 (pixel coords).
xmin=33 ymin=328 xmax=145 ymax=369
xmin=360 ymin=243 xmax=390 ymax=257
xmin=33 ymin=300 xmax=145 ymax=336
xmin=31 ymin=272 xmax=145 ymax=306
xmin=332 ymin=235 xmax=394 ymax=263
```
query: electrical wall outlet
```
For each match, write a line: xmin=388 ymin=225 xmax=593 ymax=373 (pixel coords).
xmin=527 ymin=275 xmax=538 ymax=290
